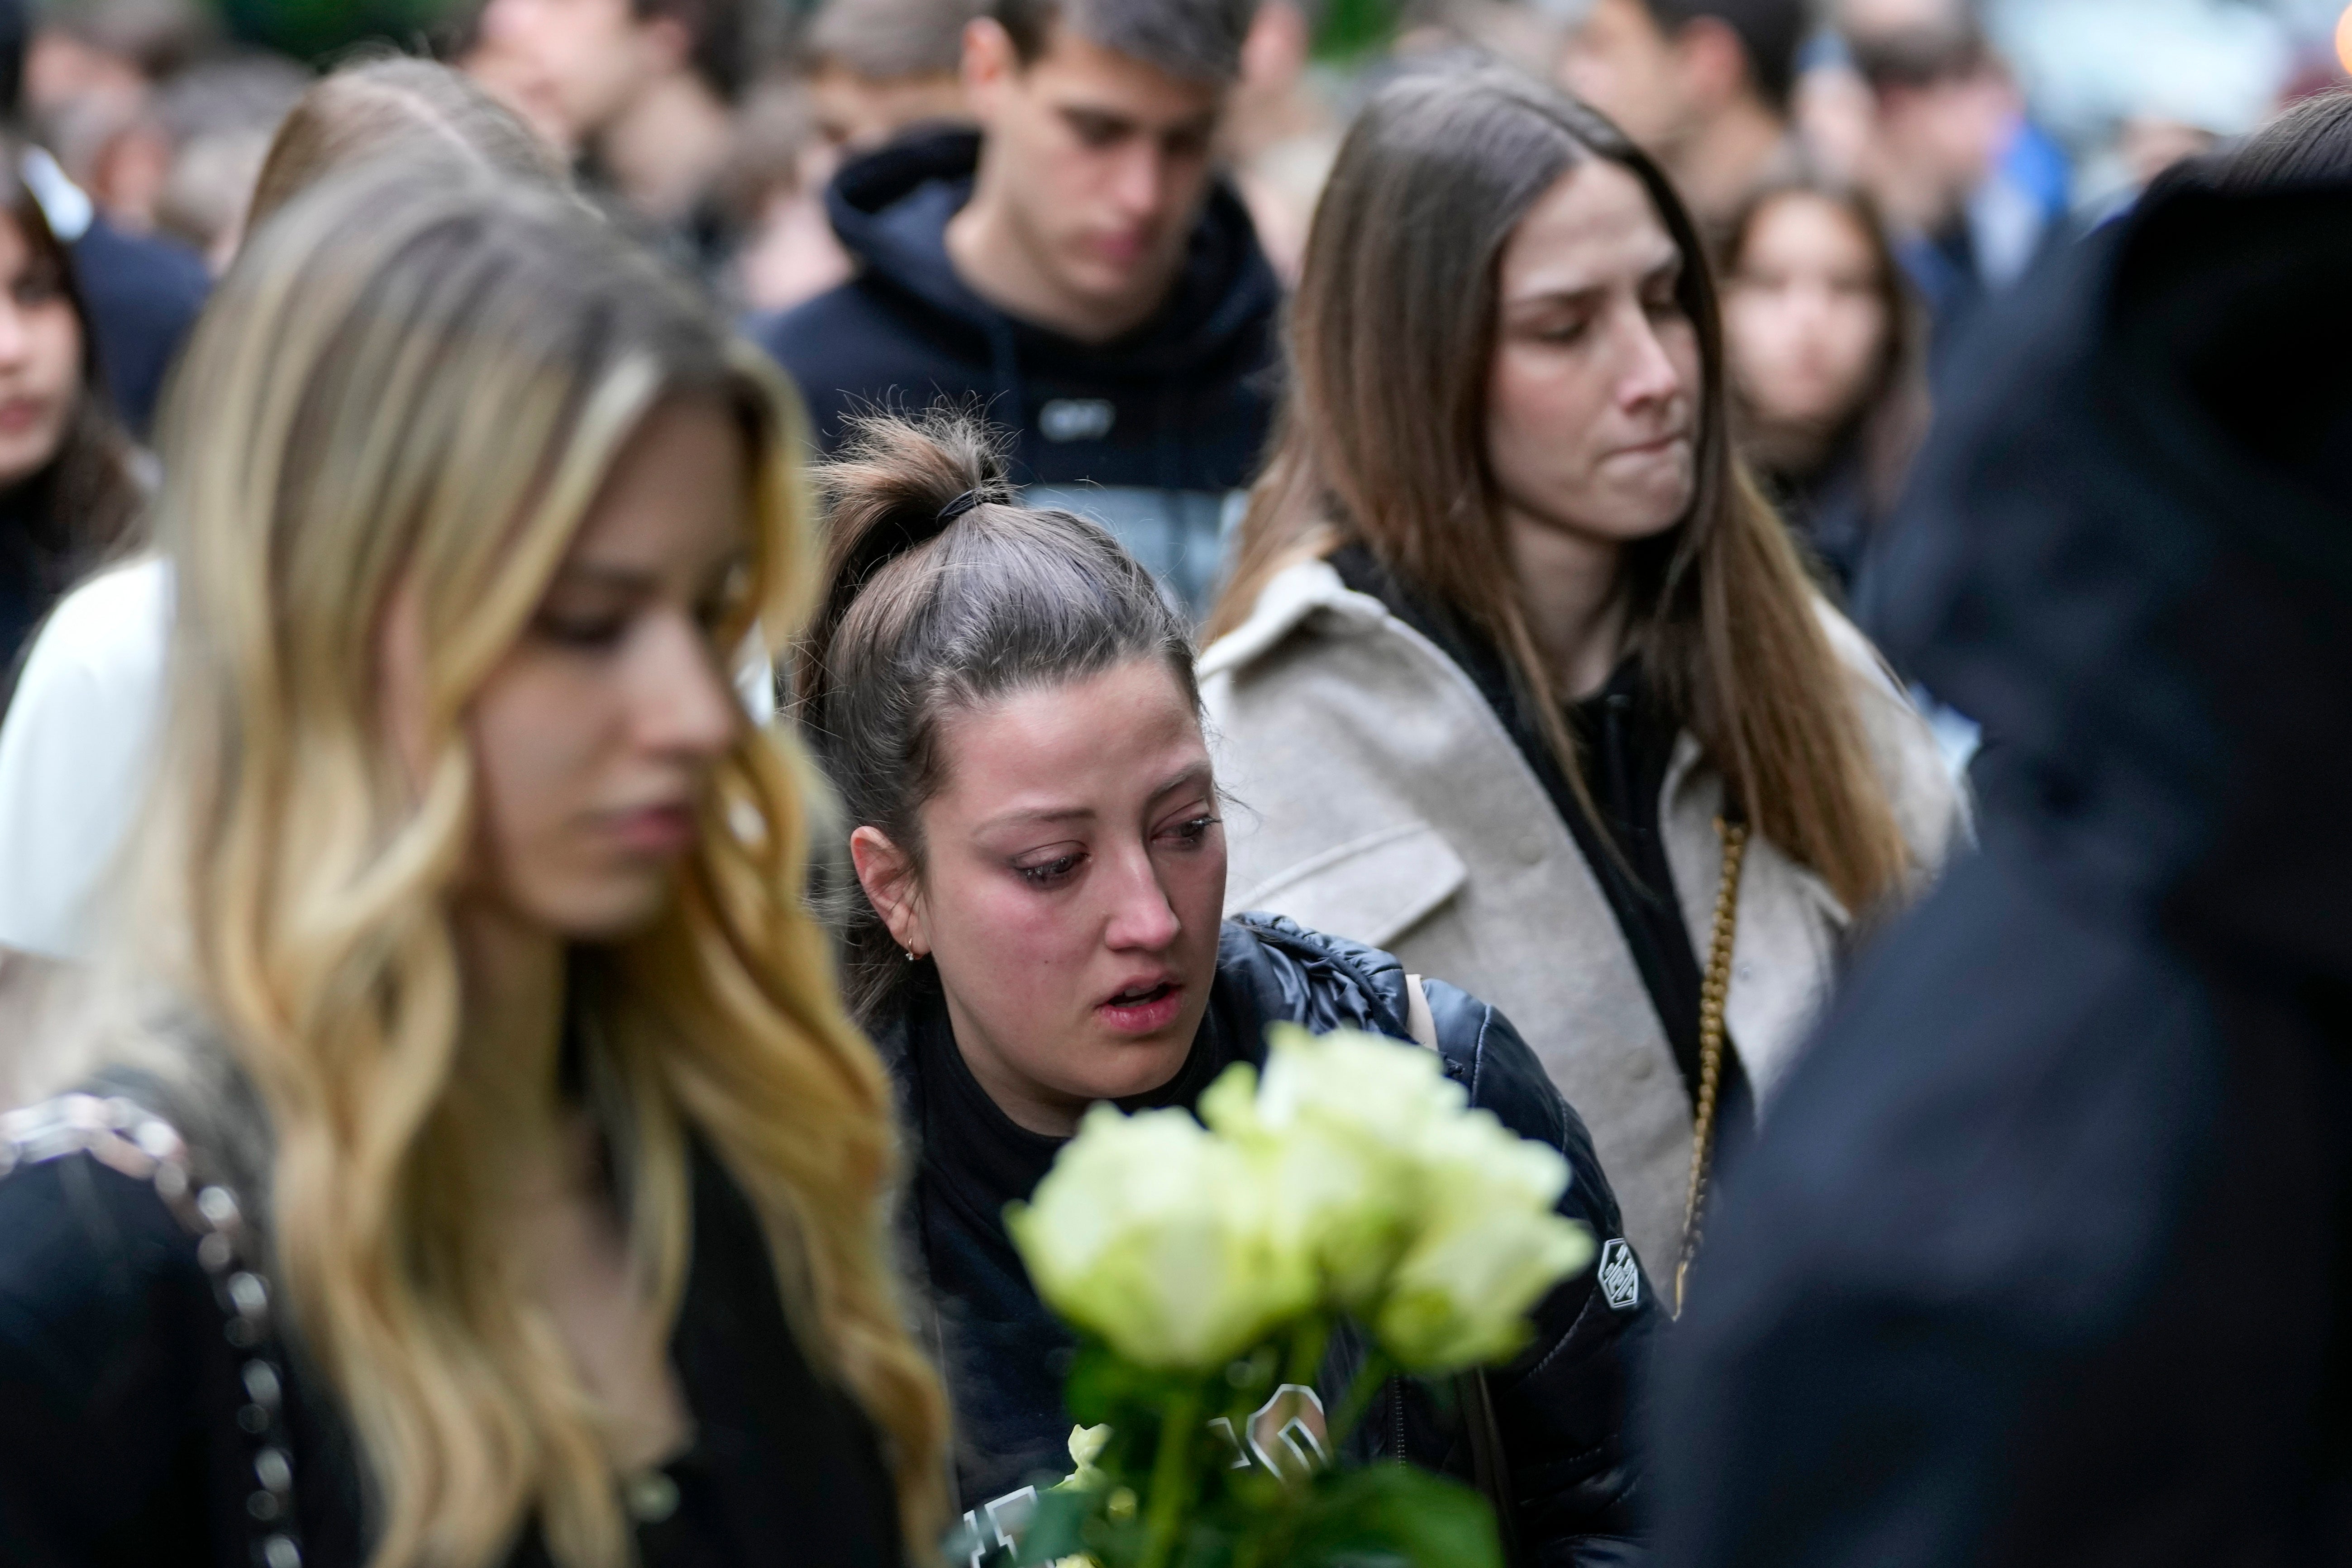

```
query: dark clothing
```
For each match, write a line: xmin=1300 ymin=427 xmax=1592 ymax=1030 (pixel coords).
xmin=1898 ymin=124 xmax=2070 ymax=391
xmin=0 ymin=468 xmax=63 ymax=687
xmin=890 ymin=933 xmax=1266 ymax=1513
xmin=1754 ymin=437 xmax=1872 ymax=597
xmin=1330 ymin=545 xmax=1756 ymax=1142
xmin=883 ymin=913 xmax=1660 ymax=1567
xmin=70 ymin=216 xmax=208 ymax=438
xmin=1654 ymin=183 xmax=2352 ymax=1567
xmin=751 ymin=130 xmax=1282 ymax=613
xmin=0 ymin=1091 xmax=904 ymax=1567
xmin=0 ymin=462 xmax=109 ymax=708
xmin=899 ymin=991 xmax=1066 ymax=1482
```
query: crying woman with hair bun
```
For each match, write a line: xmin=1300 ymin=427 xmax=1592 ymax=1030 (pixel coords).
xmin=795 ymin=405 xmax=1661 ymax=1556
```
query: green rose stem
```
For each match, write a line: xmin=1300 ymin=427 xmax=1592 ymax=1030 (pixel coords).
xmin=1283 ymin=1318 xmax=1331 ymax=1398
xmin=1326 ymin=1345 xmax=1393 ymax=1452
xmin=1138 ymin=1385 xmax=1204 ymax=1568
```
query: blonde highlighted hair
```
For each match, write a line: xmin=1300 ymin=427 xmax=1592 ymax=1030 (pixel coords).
xmin=110 ymin=161 xmax=947 ymax=1564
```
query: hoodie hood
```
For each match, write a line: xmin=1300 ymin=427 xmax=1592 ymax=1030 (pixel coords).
xmin=824 ymin=127 xmax=1281 ymax=381
xmin=1871 ymin=180 xmax=2352 ymax=972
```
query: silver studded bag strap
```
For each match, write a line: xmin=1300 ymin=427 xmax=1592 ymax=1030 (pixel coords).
xmin=0 ymin=1092 xmax=305 ymax=1568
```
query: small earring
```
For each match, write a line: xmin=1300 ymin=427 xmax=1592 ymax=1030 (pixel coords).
xmin=904 ymin=948 xmax=921 ymax=963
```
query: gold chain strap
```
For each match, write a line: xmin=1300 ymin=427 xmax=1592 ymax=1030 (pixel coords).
xmin=1675 ymin=815 xmax=1748 ymax=1318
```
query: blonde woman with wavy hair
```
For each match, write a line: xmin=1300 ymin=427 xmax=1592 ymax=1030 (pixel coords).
xmin=0 ymin=157 xmax=947 ymax=1567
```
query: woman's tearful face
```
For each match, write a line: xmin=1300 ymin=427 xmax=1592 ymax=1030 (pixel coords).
xmin=852 ymin=657 xmax=1227 ymax=1135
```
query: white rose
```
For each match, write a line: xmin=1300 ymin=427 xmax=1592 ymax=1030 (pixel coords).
xmin=1008 ymin=1105 xmax=1315 ymax=1370
xmin=1202 ymin=1027 xmax=1465 ymax=1309
xmin=1220 ymin=1026 xmax=1598 ymax=1371
xmin=1371 ymin=1108 xmax=1595 ymax=1373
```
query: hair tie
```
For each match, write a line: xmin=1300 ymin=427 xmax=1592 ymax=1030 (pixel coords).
xmin=821 ymin=484 xmax=1005 ymax=639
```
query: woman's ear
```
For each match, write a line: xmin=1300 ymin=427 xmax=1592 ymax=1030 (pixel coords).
xmin=849 ymin=825 xmax=928 ymax=958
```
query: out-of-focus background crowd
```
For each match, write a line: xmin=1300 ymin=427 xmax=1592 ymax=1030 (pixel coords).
xmin=10 ymin=0 xmax=2350 ymax=621
xmin=27 ymin=0 xmax=2352 ymax=305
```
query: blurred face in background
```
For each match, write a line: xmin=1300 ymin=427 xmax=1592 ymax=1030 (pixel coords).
xmin=1792 ymin=62 xmax=1878 ymax=188
xmin=959 ymin=17 xmax=1223 ymax=339
xmin=851 ymin=658 xmax=1227 ymax=1136
xmin=468 ymin=0 xmax=674 ymax=153
xmin=1559 ymin=0 xmax=1686 ymax=152
xmin=0 ymin=209 xmax=85 ymax=491
xmin=1867 ymin=64 xmax=2016 ymax=232
xmin=808 ymin=63 xmax=968 ymax=157
xmin=1723 ymin=191 xmax=1888 ymax=435
xmin=1484 ymin=159 xmax=1700 ymax=553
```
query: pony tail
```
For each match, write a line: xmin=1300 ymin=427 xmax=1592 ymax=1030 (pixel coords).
xmin=802 ymin=407 xmax=1015 ymax=693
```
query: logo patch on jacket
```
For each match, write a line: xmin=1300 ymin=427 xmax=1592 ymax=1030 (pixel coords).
xmin=1039 ymin=398 xmax=1115 ymax=441
xmin=1597 ymin=1238 xmax=1640 ymax=1311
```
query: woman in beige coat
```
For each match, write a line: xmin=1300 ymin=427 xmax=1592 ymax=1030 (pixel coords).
xmin=1201 ymin=68 xmax=1963 ymax=1304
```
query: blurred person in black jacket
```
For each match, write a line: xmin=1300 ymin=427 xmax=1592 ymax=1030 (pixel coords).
xmin=0 ymin=158 xmax=947 ymax=1568
xmin=1651 ymin=119 xmax=2352 ymax=1568
xmin=0 ymin=0 xmax=205 ymax=438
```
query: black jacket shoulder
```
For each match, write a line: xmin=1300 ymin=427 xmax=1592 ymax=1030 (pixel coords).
xmin=0 ymin=1148 xmax=263 ymax=1567
xmin=1223 ymin=914 xmax=1624 ymax=1232
xmin=70 ymin=216 xmax=210 ymax=438
xmin=0 ymin=1105 xmax=903 ymax=1568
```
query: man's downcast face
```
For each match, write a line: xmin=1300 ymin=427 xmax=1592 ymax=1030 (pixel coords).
xmin=978 ymin=21 xmax=1225 ymax=327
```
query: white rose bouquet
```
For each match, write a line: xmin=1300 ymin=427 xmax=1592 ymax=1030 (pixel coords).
xmin=997 ymin=1025 xmax=1596 ymax=1568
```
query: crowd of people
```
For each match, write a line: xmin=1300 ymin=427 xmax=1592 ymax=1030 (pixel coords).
xmin=0 ymin=0 xmax=2343 ymax=1564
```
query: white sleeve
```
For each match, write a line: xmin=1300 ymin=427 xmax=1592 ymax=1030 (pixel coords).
xmin=0 ymin=559 xmax=172 ymax=960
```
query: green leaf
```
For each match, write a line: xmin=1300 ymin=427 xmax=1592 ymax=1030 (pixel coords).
xmin=1258 ymin=1467 xmax=1504 ymax=1568
xmin=1064 ymin=1340 xmax=1220 ymax=1430
xmin=1016 ymin=1485 xmax=1098 ymax=1565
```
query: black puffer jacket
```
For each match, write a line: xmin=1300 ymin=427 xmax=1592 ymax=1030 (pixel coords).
xmin=883 ymin=913 xmax=1659 ymax=1567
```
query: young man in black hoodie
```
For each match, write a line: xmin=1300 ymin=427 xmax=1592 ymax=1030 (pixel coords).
xmin=754 ymin=0 xmax=1275 ymax=615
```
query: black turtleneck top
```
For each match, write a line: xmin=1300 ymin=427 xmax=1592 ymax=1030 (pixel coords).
xmin=901 ymin=974 xmax=1255 ymax=1510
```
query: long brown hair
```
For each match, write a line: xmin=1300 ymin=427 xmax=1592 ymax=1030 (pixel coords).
xmin=1720 ymin=176 xmax=1930 ymax=540
xmin=1208 ymin=66 xmax=1911 ymax=914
